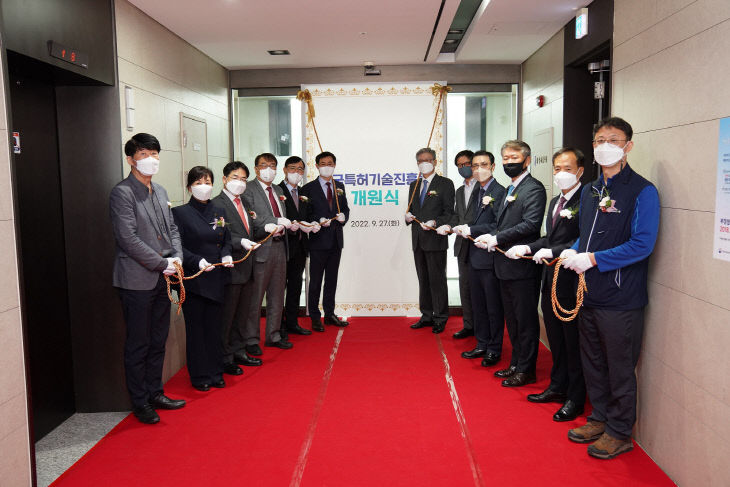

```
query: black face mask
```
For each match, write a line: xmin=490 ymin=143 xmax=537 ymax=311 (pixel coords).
xmin=503 ymin=161 xmax=525 ymax=178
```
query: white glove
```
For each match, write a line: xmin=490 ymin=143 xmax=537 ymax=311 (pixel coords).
xmin=473 ymin=234 xmax=489 ymax=249
xmin=560 ymin=248 xmax=578 ymax=259
xmin=453 ymin=224 xmax=471 ymax=237
xmin=336 ymin=213 xmax=346 ymax=223
xmin=311 ymin=223 xmax=321 ymax=233
xmin=289 ymin=221 xmax=300 ymax=232
xmin=532 ymin=248 xmax=553 ymax=263
xmin=241 ymin=238 xmax=260 ymax=251
xmin=435 ymin=225 xmax=451 ymax=236
xmin=420 ymin=219 xmax=435 ymax=231
xmin=222 ymin=255 xmax=234 ymax=268
xmin=563 ymin=252 xmax=595 ymax=274
xmin=299 ymin=222 xmax=312 ymax=234
xmin=506 ymin=245 xmax=531 ymax=260
xmin=163 ymin=257 xmax=181 ymax=276
xmin=275 ymin=225 xmax=286 ymax=236
xmin=277 ymin=217 xmax=292 ymax=229
xmin=199 ymin=258 xmax=215 ymax=272
xmin=405 ymin=212 xmax=415 ymax=223
xmin=476 ymin=234 xmax=497 ymax=252
xmin=319 ymin=217 xmax=331 ymax=228
xmin=264 ymin=223 xmax=279 ymax=233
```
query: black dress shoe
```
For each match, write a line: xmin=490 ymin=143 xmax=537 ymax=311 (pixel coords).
xmin=452 ymin=328 xmax=474 ymax=339
xmin=133 ymin=404 xmax=160 ymax=424
xmin=211 ymin=379 xmax=226 ymax=388
xmin=234 ymin=353 xmax=262 ymax=366
xmin=461 ymin=348 xmax=487 ymax=359
xmin=150 ymin=394 xmax=186 ymax=410
xmin=279 ymin=329 xmax=289 ymax=341
xmin=312 ymin=319 xmax=325 ymax=332
xmin=410 ymin=319 xmax=433 ymax=329
xmin=553 ymin=400 xmax=584 ymax=422
xmin=245 ymin=344 xmax=263 ymax=356
xmin=527 ymin=388 xmax=567 ymax=404
xmin=432 ymin=322 xmax=446 ymax=334
xmin=481 ymin=353 xmax=501 ymax=367
xmin=288 ymin=324 xmax=312 ymax=335
xmin=324 ymin=315 xmax=349 ymax=327
xmin=192 ymin=383 xmax=210 ymax=392
xmin=501 ymin=372 xmax=536 ymax=387
xmin=494 ymin=365 xmax=517 ymax=378
xmin=223 ymin=363 xmax=243 ymax=375
xmin=265 ymin=339 xmax=294 ymax=349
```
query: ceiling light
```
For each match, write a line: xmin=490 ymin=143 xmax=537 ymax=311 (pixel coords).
xmin=444 ymin=39 xmax=458 ymax=44
xmin=448 ymin=29 xmax=464 ymax=35
xmin=267 ymin=50 xmax=290 ymax=55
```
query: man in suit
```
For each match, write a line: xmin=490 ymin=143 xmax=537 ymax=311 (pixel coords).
xmin=405 ymin=147 xmax=456 ymax=334
xmin=453 ymin=151 xmax=505 ymax=364
xmin=278 ymin=156 xmax=313 ymax=337
xmin=211 ymin=161 xmax=263 ymax=375
xmin=109 ymin=133 xmax=186 ymax=424
xmin=452 ymin=150 xmax=477 ymax=339
xmin=300 ymin=151 xmax=350 ymax=331
xmin=242 ymin=153 xmax=293 ymax=353
xmin=475 ymin=140 xmax=546 ymax=387
xmin=505 ymin=148 xmax=586 ymax=421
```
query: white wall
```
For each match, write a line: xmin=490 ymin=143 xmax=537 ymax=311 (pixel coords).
xmin=612 ymin=1 xmax=730 ymax=485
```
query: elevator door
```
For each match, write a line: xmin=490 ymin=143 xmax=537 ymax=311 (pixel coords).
xmin=9 ymin=68 xmax=75 ymax=440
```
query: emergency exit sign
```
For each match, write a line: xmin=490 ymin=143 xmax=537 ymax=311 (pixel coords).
xmin=576 ymin=8 xmax=588 ymax=39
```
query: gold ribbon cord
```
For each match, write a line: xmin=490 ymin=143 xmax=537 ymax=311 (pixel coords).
xmin=297 ymin=89 xmax=323 ymax=153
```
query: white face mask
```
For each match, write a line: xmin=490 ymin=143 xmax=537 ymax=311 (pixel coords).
xmin=258 ymin=167 xmax=276 ymax=183
xmin=191 ymin=184 xmax=213 ymax=201
xmin=135 ymin=156 xmax=159 ymax=176
xmin=287 ymin=172 xmax=303 ymax=186
xmin=472 ymin=166 xmax=492 ymax=183
xmin=418 ymin=162 xmax=434 ymax=175
xmin=318 ymin=165 xmax=335 ymax=178
xmin=553 ymin=170 xmax=580 ymax=190
xmin=594 ymin=142 xmax=626 ymax=167
xmin=226 ymin=179 xmax=246 ymax=195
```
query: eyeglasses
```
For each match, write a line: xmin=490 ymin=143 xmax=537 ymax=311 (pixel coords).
xmin=456 ymin=162 xmax=472 ymax=168
xmin=257 ymin=162 xmax=277 ymax=169
xmin=471 ymin=163 xmax=491 ymax=169
xmin=592 ymin=138 xmax=626 ymax=145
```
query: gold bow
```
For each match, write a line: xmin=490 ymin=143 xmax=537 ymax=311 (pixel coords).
xmin=431 ymin=83 xmax=452 ymax=96
xmin=297 ymin=89 xmax=316 ymax=123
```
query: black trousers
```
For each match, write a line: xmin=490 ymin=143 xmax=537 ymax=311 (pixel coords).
xmin=469 ymin=266 xmax=504 ymax=353
xmin=308 ymin=247 xmax=342 ymax=320
xmin=182 ymin=293 xmax=224 ymax=386
xmin=579 ymin=306 xmax=645 ymax=440
xmin=117 ymin=276 xmax=171 ymax=409
xmin=457 ymin=258 xmax=473 ymax=330
xmin=542 ymin=290 xmax=585 ymax=405
xmin=221 ymin=279 xmax=256 ymax=364
xmin=413 ymin=247 xmax=448 ymax=324
xmin=500 ymin=276 xmax=541 ymax=374
xmin=283 ymin=247 xmax=306 ymax=328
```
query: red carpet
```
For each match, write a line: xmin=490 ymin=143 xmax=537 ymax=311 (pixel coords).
xmin=51 ymin=318 xmax=674 ymax=486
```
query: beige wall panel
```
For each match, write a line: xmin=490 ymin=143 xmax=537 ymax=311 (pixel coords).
xmin=0 ymin=130 xmax=14 ymax=221
xmin=550 ymin=100 xmax=564 ymax=150
xmin=0 ymin=425 xmax=31 ymax=487
xmin=0 ymin=393 xmax=27 ymax=444
xmin=155 ymin=151 xmax=184 ymax=205
xmin=0 ymin=220 xmax=20 ymax=313
xmin=0 ymin=307 xmax=25 ymax=397
xmin=522 ymin=30 xmax=564 ymax=98
xmin=207 ymin=59 xmax=229 ymax=105
xmin=162 ymin=308 xmax=186 ymax=382
xmin=614 ymin=0 xmax=696 ymax=46
xmin=522 ymin=79 xmax=563 ymax=118
xmin=208 ymin=156 xmax=231 ymax=194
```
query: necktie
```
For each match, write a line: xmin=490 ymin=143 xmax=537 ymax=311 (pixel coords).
xmin=504 ymin=184 xmax=514 ymax=206
xmin=419 ymin=179 xmax=429 ymax=206
xmin=266 ymin=186 xmax=282 ymax=218
xmin=292 ymin=187 xmax=299 ymax=211
xmin=478 ymin=187 xmax=487 ymax=207
xmin=551 ymin=196 xmax=566 ymax=228
xmin=233 ymin=196 xmax=250 ymax=234
xmin=326 ymin=182 xmax=333 ymax=211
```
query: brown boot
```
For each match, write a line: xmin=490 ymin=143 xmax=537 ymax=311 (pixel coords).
xmin=568 ymin=420 xmax=605 ymax=443
xmin=587 ymin=432 xmax=634 ymax=459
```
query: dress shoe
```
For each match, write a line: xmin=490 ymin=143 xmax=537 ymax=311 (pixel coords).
xmin=494 ymin=365 xmax=517 ymax=378
xmin=265 ymin=339 xmax=294 ymax=349
xmin=150 ymin=394 xmax=186 ymax=410
xmin=192 ymin=383 xmax=210 ymax=392
xmin=133 ymin=404 xmax=160 ymax=424
xmin=223 ymin=363 xmax=243 ymax=375
xmin=410 ymin=319 xmax=433 ymax=329
xmin=527 ymin=388 xmax=567 ymax=404
xmin=288 ymin=324 xmax=312 ymax=335
xmin=312 ymin=318 xmax=325 ymax=332
xmin=279 ymin=329 xmax=289 ymax=341
xmin=432 ymin=322 xmax=446 ymax=334
xmin=452 ymin=328 xmax=474 ymax=339
xmin=211 ymin=379 xmax=226 ymax=388
xmin=245 ymin=344 xmax=263 ymax=356
xmin=461 ymin=348 xmax=487 ymax=359
xmin=501 ymin=372 xmax=536 ymax=387
xmin=553 ymin=400 xmax=584 ymax=422
xmin=234 ymin=353 xmax=262 ymax=366
xmin=324 ymin=315 xmax=349 ymax=327
xmin=481 ymin=353 xmax=501 ymax=367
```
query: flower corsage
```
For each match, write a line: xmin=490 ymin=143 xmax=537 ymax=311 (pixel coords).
xmin=211 ymin=216 xmax=226 ymax=229
xmin=560 ymin=207 xmax=579 ymax=219
xmin=299 ymin=195 xmax=309 ymax=203
xmin=336 ymin=188 xmax=344 ymax=196
xmin=482 ymin=195 xmax=494 ymax=207
xmin=248 ymin=210 xmax=257 ymax=220
xmin=599 ymin=196 xmax=619 ymax=213
xmin=278 ymin=194 xmax=287 ymax=202
xmin=428 ymin=190 xmax=438 ymax=197
xmin=505 ymin=193 xmax=517 ymax=203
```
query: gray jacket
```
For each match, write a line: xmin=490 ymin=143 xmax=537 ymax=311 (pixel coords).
xmin=242 ymin=179 xmax=289 ymax=263
xmin=110 ymin=173 xmax=182 ymax=290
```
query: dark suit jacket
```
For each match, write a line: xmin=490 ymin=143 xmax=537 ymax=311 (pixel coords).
xmin=493 ymin=173 xmax=547 ymax=281
xmin=301 ymin=177 xmax=350 ymax=250
xmin=279 ymin=181 xmax=309 ymax=258
xmin=171 ymin=198 xmax=232 ymax=303
xmin=528 ymin=187 xmax=582 ymax=298
xmin=211 ymin=192 xmax=254 ymax=285
xmin=454 ymin=182 xmax=477 ymax=260
xmin=406 ymin=174 xmax=456 ymax=251
xmin=468 ymin=179 xmax=506 ymax=270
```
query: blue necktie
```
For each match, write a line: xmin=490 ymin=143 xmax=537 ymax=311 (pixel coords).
xmin=419 ymin=179 xmax=429 ymax=206
xmin=504 ymin=184 xmax=514 ymax=206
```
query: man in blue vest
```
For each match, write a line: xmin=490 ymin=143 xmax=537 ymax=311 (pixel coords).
xmin=560 ymin=117 xmax=660 ymax=460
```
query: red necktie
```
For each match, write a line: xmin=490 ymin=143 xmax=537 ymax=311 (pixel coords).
xmin=267 ymin=186 xmax=282 ymax=218
xmin=233 ymin=196 xmax=250 ymax=234
xmin=326 ymin=182 xmax=333 ymax=211
xmin=551 ymin=196 xmax=566 ymax=228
